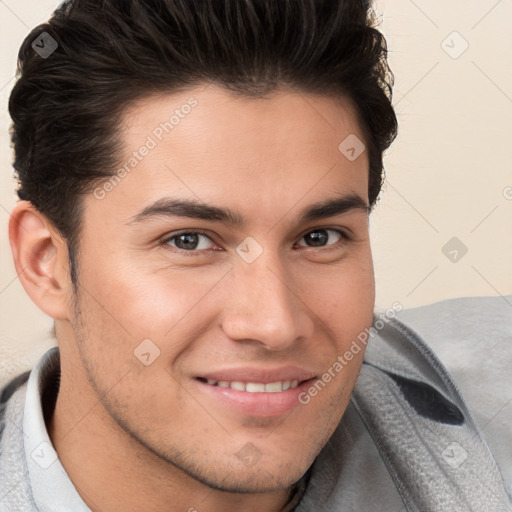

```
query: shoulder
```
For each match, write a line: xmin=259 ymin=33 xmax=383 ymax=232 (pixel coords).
xmin=395 ymin=294 xmax=511 ymax=342
xmin=0 ymin=370 xmax=31 ymax=406
xmin=0 ymin=370 xmax=31 ymax=447
xmin=394 ymin=295 xmax=512 ymax=493
xmin=394 ymin=295 xmax=512 ymax=430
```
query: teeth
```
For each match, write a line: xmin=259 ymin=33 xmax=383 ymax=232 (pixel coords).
xmin=265 ymin=382 xmax=283 ymax=392
xmin=230 ymin=381 xmax=246 ymax=391
xmin=202 ymin=379 xmax=302 ymax=392
xmin=246 ymin=382 xmax=265 ymax=392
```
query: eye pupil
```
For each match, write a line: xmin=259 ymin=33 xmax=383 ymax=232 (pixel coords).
xmin=305 ymin=230 xmax=328 ymax=247
xmin=176 ymin=233 xmax=199 ymax=250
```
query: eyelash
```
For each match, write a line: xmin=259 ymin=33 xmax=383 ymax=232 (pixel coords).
xmin=160 ymin=228 xmax=350 ymax=255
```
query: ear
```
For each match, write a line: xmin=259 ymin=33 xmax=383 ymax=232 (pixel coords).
xmin=9 ymin=201 xmax=72 ymax=320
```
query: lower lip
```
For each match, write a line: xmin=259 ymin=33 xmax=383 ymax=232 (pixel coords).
xmin=193 ymin=378 xmax=316 ymax=417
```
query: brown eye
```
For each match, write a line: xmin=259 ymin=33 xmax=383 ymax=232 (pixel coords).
xmin=297 ymin=229 xmax=346 ymax=248
xmin=163 ymin=231 xmax=216 ymax=252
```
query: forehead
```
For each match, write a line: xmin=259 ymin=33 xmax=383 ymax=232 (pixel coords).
xmin=88 ymin=84 xmax=369 ymax=224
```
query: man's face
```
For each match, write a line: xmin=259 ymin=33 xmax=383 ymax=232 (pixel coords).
xmin=63 ymin=84 xmax=375 ymax=492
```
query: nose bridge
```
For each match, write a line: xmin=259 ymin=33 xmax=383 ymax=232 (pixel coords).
xmin=221 ymin=247 xmax=312 ymax=350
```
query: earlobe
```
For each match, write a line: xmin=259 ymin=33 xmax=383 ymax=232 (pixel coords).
xmin=8 ymin=201 xmax=72 ymax=320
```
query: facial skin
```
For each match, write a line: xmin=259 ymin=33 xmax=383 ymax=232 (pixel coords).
xmin=10 ymin=84 xmax=375 ymax=512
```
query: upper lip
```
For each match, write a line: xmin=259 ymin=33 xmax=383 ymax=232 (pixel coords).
xmin=196 ymin=366 xmax=317 ymax=384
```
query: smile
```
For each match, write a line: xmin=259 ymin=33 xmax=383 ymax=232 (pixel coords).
xmin=194 ymin=372 xmax=317 ymax=417
xmin=197 ymin=378 xmax=302 ymax=392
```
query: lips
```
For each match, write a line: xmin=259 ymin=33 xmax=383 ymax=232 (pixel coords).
xmin=193 ymin=366 xmax=317 ymax=417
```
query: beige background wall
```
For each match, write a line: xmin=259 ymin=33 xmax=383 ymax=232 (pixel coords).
xmin=1 ymin=1 xmax=511 ymax=381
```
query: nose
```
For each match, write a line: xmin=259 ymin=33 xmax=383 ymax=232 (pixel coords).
xmin=220 ymin=250 xmax=314 ymax=351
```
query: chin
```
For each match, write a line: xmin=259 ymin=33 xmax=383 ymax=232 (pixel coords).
xmin=189 ymin=461 xmax=307 ymax=495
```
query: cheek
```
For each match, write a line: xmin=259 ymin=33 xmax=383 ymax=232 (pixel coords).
xmin=304 ymin=253 xmax=375 ymax=342
xmin=80 ymin=254 xmax=230 ymax=341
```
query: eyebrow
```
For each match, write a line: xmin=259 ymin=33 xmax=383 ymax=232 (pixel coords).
xmin=129 ymin=192 xmax=369 ymax=226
